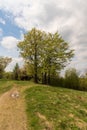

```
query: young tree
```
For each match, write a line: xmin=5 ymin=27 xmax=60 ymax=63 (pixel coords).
xmin=0 ymin=57 xmax=12 ymax=79
xmin=18 ymin=28 xmax=74 ymax=83
xmin=65 ymin=68 xmax=79 ymax=90
xmin=13 ymin=63 xmax=20 ymax=80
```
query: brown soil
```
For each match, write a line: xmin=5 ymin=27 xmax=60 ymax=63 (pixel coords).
xmin=0 ymin=87 xmax=27 ymax=130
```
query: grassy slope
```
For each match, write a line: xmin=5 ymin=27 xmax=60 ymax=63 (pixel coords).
xmin=0 ymin=80 xmax=87 ymax=130
xmin=25 ymin=85 xmax=87 ymax=130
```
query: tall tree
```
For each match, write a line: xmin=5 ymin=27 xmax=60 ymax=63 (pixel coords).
xmin=0 ymin=57 xmax=12 ymax=79
xmin=18 ymin=28 xmax=46 ymax=83
xmin=13 ymin=63 xmax=20 ymax=80
xmin=18 ymin=28 xmax=74 ymax=83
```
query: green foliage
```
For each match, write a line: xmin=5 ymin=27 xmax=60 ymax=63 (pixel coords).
xmin=79 ymin=76 xmax=87 ymax=91
xmin=19 ymin=66 xmax=32 ymax=80
xmin=0 ymin=64 xmax=4 ymax=78
xmin=18 ymin=28 xmax=46 ymax=83
xmin=64 ymin=68 xmax=79 ymax=90
xmin=18 ymin=28 xmax=74 ymax=84
xmin=4 ymin=72 xmax=13 ymax=80
xmin=50 ymin=76 xmax=64 ymax=87
xmin=41 ymin=32 xmax=74 ymax=84
xmin=0 ymin=57 xmax=12 ymax=79
xmin=12 ymin=63 xmax=33 ymax=81
xmin=45 ymin=68 xmax=87 ymax=91
xmin=13 ymin=63 xmax=20 ymax=80
xmin=0 ymin=56 xmax=12 ymax=69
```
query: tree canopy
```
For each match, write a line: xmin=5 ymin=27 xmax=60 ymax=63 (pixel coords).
xmin=0 ymin=57 xmax=12 ymax=78
xmin=18 ymin=28 xmax=74 ymax=83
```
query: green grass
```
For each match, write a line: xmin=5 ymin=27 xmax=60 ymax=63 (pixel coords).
xmin=25 ymin=85 xmax=87 ymax=130
xmin=0 ymin=80 xmax=87 ymax=130
xmin=0 ymin=80 xmax=14 ymax=94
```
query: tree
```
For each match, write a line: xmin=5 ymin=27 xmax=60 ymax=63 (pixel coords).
xmin=18 ymin=28 xmax=74 ymax=83
xmin=13 ymin=63 xmax=20 ymax=80
xmin=65 ymin=68 xmax=79 ymax=90
xmin=19 ymin=65 xmax=32 ymax=80
xmin=40 ymin=32 xmax=74 ymax=84
xmin=18 ymin=28 xmax=46 ymax=83
xmin=0 ymin=64 xmax=4 ymax=79
xmin=0 ymin=57 xmax=12 ymax=79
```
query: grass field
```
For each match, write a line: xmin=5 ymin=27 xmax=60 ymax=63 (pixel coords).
xmin=25 ymin=85 xmax=87 ymax=130
xmin=0 ymin=80 xmax=87 ymax=130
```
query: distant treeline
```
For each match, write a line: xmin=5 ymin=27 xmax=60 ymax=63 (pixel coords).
xmin=2 ymin=65 xmax=87 ymax=92
xmin=50 ymin=68 xmax=87 ymax=91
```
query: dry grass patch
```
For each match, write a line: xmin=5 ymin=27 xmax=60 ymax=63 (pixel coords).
xmin=37 ymin=112 xmax=54 ymax=130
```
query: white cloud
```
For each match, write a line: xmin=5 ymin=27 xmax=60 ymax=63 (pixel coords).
xmin=0 ymin=0 xmax=49 ymax=30
xmin=1 ymin=36 xmax=19 ymax=49
xmin=0 ymin=18 xmax=5 ymax=24
xmin=0 ymin=0 xmax=85 ymax=32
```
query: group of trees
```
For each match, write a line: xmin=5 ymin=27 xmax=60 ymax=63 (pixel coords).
xmin=2 ymin=28 xmax=87 ymax=91
xmin=13 ymin=63 xmax=32 ymax=80
xmin=50 ymin=68 xmax=87 ymax=91
xmin=0 ymin=28 xmax=74 ymax=83
xmin=64 ymin=68 xmax=87 ymax=91
xmin=17 ymin=28 xmax=74 ymax=84
xmin=1 ymin=58 xmax=87 ymax=91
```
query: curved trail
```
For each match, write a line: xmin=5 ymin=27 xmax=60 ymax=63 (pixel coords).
xmin=0 ymin=86 xmax=28 ymax=130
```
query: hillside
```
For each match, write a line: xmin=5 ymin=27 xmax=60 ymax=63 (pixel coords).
xmin=0 ymin=81 xmax=87 ymax=130
xmin=25 ymin=85 xmax=87 ymax=130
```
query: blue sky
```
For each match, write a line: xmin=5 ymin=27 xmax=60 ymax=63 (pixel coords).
xmin=0 ymin=0 xmax=87 ymax=74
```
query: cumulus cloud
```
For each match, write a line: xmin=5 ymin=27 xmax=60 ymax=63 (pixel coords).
xmin=0 ymin=18 xmax=5 ymax=24
xmin=1 ymin=36 xmax=19 ymax=49
xmin=0 ymin=0 xmax=84 ymax=31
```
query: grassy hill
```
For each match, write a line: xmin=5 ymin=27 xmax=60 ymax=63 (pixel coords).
xmin=25 ymin=84 xmax=87 ymax=130
xmin=0 ymin=80 xmax=87 ymax=130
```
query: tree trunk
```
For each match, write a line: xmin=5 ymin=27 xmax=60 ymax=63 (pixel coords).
xmin=34 ymin=41 xmax=38 ymax=83
xmin=42 ymin=73 xmax=44 ymax=84
xmin=48 ymin=74 xmax=50 ymax=84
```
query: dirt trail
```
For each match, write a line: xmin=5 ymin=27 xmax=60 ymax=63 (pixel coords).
xmin=0 ymin=86 xmax=28 ymax=130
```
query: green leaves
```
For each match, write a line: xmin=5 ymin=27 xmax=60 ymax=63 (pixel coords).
xmin=13 ymin=63 xmax=20 ymax=80
xmin=0 ymin=57 xmax=12 ymax=79
xmin=18 ymin=28 xmax=74 ymax=83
